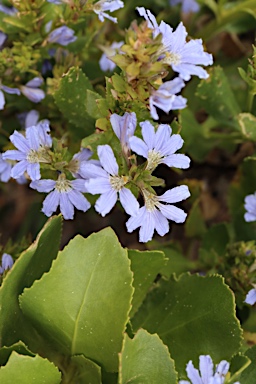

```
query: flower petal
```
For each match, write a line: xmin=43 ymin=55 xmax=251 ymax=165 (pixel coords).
xmin=30 ymin=179 xmax=56 ymax=192
xmin=98 ymin=145 xmax=118 ymax=175
xmin=129 ymin=136 xmax=148 ymax=158
xmin=199 ymin=355 xmax=214 ymax=383
xmin=119 ymin=187 xmax=139 ymax=216
xmin=67 ymin=189 xmax=90 ymax=212
xmin=245 ymin=289 xmax=256 ymax=305
xmin=159 ymin=185 xmax=190 ymax=203
xmin=159 ymin=204 xmax=187 ymax=223
xmin=42 ymin=190 xmax=60 ymax=216
xmin=95 ymin=189 xmax=117 ymax=216
xmin=59 ymin=192 xmax=75 ymax=220
xmin=27 ymin=162 xmax=41 ymax=181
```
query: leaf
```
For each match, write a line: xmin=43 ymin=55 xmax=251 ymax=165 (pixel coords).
xmin=132 ymin=274 xmax=243 ymax=375
xmin=86 ymin=90 xmax=108 ymax=120
xmin=0 ymin=341 xmax=34 ymax=366
xmin=118 ymin=329 xmax=177 ymax=384
xmin=196 ymin=66 xmax=241 ymax=130
xmin=238 ymin=113 xmax=256 ymax=141
xmin=239 ymin=345 xmax=256 ymax=384
xmin=20 ymin=228 xmax=134 ymax=372
xmin=229 ymin=353 xmax=251 ymax=383
xmin=0 ymin=352 xmax=61 ymax=384
xmin=53 ymin=67 xmax=95 ymax=131
xmin=0 ymin=216 xmax=62 ymax=349
xmin=185 ymin=198 xmax=207 ymax=238
xmin=68 ymin=355 xmax=101 ymax=384
xmin=128 ymin=249 xmax=167 ymax=318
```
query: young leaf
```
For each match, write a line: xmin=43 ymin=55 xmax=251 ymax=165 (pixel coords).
xmin=196 ymin=66 xmax=241 ymax=130
xmin=0 ymin=216 xmax=62 ymax=350
xmin=119 ymin=329 xmax=177 ymax=384
xmin=128 ymin=249 xmax=167 ymax=318
xmin=53 ymin=67 xmax=95 ymax=131
xmin=0 ymin=352 xmax=61 ymax=384
xmin=132 ymin=273 xmax=243 ymax=375
xmin=239 ymin=345 xmax=256 ymax=384
xmin=20 ymin=228 xmax=134 ymax=372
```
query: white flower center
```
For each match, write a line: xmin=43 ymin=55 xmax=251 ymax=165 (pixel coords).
xmin=110 ymin=175 xmax=129 ymax=191
xmin=27 ymin=147 xmax=51 ymax=164
xmin=163 ymin=51 xmax=181 ymax=66
xmin=55 ymin=175 xmax=72 ymax=193
xmin=143 ymin=189 xmax=158 ymax=212
xmin=146 ymin=150 xmax=163 ymax=171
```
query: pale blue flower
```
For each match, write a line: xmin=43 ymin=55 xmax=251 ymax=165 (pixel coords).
xmin=30 ymin=174 xmax=90 ymax=220
xmin=83 ymin=145 xmax=139 ymax=217
xmin=20 ymin=77 xmax=45 ymax=103
xmin=110 ymin=112 xmax=137 ymax=151
xmin=93 ymin=0 xmax=124 ymax=23
xmin=244 ymin=192 xmax=256 ymax=222
xmin=126 ymin=186 xmax=190 ymax=243
xmin=129 ymin=121 xmax=190 ymax=171
xmin=70 ymin=148 xmax=100 ymax=179
xmin=0 ymin=83 xmax=21 ymax=110
xmin=48 ymin=25 xmax=77 ymax=46
xmin=150 ymin=78 xmax=187 ymax=120
xmin=137 ymin=7 xmax=213 ymax=81
xmin=0 ymin=253 xmax=13 ymax=274
xmin=179 ymin=355 xmax=240 ymax=384
xmin=99 ymin=41 xmax=124 ymax=71
xmin=245 ymin=288 xmax=256 ymax=305
xmin=170 ymin=0 xmax=200 ymax=13
xmin=3 ymin=122 xmax=52 ymax=181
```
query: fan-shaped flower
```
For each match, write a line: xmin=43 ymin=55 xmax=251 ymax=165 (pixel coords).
xmin=126 ymin=186 xmax=190 ymax=243
xmin=150 ymin=78 xmax=187 ymax=120
xmin=83 ymin=145 xmax=139 ymax=217
xmin=129 ymin=121 xmax=190 ymax=171
xmin=137 ymin=7 xmax=213 ymax=81
xmin=3 ymin=122 xmax=52 ymax=181
xmin=30 ymin=174 xmax=90 ymax=220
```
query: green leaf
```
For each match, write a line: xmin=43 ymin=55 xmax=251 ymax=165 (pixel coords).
xmin=238 ymin=113 xmax=256 ymax=140
xmin=0 ymin=352 xmax=61 ymax=384
xmin=0 ymin=216 xmax=62 ymax=349
xmin=53 ymin=67 xmax=95 ymax=131
xmin=68 ymin=355 xmax=101 ymax=384
xmin=185 ymin=199 xmax=207 ymax=238
xmin=119 ymin=329 xmax=177 ymax=384
xmin=86 ymin=90 xmax=108 ymax=120
xmin=239 ymin=345 xmax=256 ymax=384
xmin=149 ymin=243 xmax=196 ymax=278
xmin=132 ymin=274 xmax=243 ymax=375
xmin=196 ymin=66 xmax=241 ymax=130
xmin=128 ymin=249 xmax=167 ymax=318
xmin=0 ymin=341 xmax=34 ymax=366
xmin=229 ymin=353 xmax=251 ymax=383
xmin=20 ymin=228 xmax=134 ymax=372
